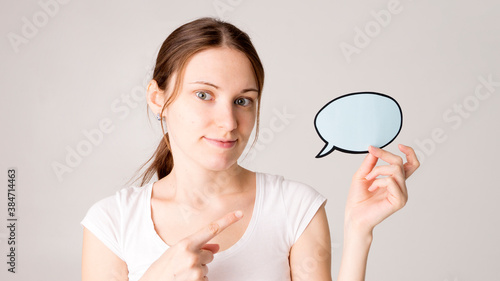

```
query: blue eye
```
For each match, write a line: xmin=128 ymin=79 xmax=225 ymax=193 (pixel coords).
xmin=235 ymin=97 xmax=252 ymax=107
xmin=196 ymin=91 xmax=213 ymax=101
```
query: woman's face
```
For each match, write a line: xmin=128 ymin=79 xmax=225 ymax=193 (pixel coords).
xmin=165 ymin=47 xmax=259 ymax=172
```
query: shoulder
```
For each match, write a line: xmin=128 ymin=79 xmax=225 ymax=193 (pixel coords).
xmin=258 ymin=172 xmax=325 ymax=200
xmin=83 ymin=183 xmax=152 ymax=223
xmin=257 ymin=172 xmax=327 ymax=245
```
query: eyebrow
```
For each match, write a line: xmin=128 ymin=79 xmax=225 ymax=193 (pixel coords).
xmin=189 ymin=81 xmax=258 ymax=94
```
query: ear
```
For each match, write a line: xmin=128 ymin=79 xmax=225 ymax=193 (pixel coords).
xmin=146 ymin=79 xmax=166 ymax=117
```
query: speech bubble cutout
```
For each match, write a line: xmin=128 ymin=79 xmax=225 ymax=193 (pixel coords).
xmin=314 ymin=92 xmax=402 ymax=158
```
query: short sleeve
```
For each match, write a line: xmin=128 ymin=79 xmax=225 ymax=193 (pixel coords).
xmin=281 ymin=179 xmax=327 ymax=245
xmin=80 ymin=195 xmax=124 ymax=260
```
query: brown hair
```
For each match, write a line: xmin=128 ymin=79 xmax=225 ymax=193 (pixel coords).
xmin=128 ymin=17 xmax=265 ymax=187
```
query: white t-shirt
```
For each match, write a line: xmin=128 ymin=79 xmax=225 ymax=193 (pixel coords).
xmin=81 ymin=172 xmax=327 ymax=281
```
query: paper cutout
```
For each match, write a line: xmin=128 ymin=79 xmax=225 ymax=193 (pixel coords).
xmin=314 ymin=92 xmax=403 ymax=158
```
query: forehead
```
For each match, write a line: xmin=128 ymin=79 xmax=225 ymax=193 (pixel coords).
xmin=182 ymin=47 xmax=257 ymax=88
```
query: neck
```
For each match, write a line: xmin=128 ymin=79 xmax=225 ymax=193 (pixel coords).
xmin=155 ymin=162 xmax=251 ymax=211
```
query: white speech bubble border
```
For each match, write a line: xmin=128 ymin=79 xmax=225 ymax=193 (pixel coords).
xmin=314 ymin=91 xmax=403 ymax=158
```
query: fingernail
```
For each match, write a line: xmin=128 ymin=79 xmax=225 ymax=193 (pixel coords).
xmin=235 ymin=210 xmax=243 ymax=218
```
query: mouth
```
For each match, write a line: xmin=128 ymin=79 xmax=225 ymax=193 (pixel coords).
xmin=203 ymin=137 xmax=237 ymax=149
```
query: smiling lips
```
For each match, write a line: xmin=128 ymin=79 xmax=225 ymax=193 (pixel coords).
xmin=203 ymin=137 xmax=237 ymax=148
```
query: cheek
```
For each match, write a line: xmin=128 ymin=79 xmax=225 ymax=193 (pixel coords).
xmin=239 ymin=111 xmax=256 ymax=134
xmin=169 ymin=103 xmax=207 ymax=133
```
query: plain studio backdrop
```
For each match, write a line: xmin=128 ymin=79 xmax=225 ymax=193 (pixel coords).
xmin=1 ymin=0 xmax=499 ymax=280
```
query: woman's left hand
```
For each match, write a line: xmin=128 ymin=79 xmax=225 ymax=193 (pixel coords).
xmin=345 ymin=144 xmax=420 ymax=234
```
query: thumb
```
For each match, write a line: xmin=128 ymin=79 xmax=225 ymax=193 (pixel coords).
xmin=353 ymin=147 xmax=378 ymax=179
xmin=201 ymin=243 xmax=220 ymax=254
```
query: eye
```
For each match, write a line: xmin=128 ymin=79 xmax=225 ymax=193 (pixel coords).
xmin=195 ymin=91 xmax=213 ymax=101
xmin=235 ymin=97 xmax=252 ymax=107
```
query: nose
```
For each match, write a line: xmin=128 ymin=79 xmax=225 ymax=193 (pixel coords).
xmin=215 ymin=102 xmax=238 ymax=131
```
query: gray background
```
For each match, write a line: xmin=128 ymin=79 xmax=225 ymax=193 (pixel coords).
xmin=1 ymin=0 xmax=499 ymax=280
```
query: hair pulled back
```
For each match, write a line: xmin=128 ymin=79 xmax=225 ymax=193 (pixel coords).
xmin=130 ymin=17 xmax=265 ymax=187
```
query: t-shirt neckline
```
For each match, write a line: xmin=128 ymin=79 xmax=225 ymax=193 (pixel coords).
xmin=146 ymin=172 xmax=262 ymax=260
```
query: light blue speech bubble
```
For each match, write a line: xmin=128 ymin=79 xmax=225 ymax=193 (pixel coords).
xmin=314 ymin=92 xmax=402 ymax=158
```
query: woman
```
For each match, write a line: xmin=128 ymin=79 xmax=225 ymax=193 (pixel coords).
xmin=81 ymin=17 xmax=419 ymax=281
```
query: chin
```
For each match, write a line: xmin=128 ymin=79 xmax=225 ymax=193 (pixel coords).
xmin=201 ymin=155 xmax=240 ymax=172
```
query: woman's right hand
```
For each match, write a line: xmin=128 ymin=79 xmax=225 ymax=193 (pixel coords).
xmin=139 ymin=210 xmax=243 ymax=281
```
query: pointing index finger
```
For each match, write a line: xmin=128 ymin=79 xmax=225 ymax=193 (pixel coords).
xmin=187 ymin=210 xmax=243 ymax=250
